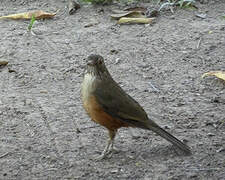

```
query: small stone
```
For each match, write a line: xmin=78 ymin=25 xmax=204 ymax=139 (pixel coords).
xmin=40 ymin=64 xmax=46 ymax=69
xmin=111 ymin=169 xmax=119 ymax=173
xmin=127 ymin=155 xmax=134 ymax=159
xmin=26 ymin=99 xmax=32 ymax=105
xmin=198 ymin=142 xmax=203 ymax=145
xmin=110 ymin=49 xmax=119 ymax=54
xmin=207 ymin=133 xmax=215 ymax=137
xmin=115 ymin=58 xmax=121 ymax=64
xmin=188 ymin=172 xmax=198 ymax=178
xmin=40 ymin=90 xmax=48 ymax=94
xmin=164 ymin=125 xmax=171 ymax=129
xmin=216 ymin=147 xmax=225 ymax=153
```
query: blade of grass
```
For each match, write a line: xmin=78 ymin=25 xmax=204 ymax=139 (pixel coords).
xmin=28 ymin=14 xmax=36 ymax=31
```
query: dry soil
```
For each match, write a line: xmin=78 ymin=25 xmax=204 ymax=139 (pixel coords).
xmin=0 ymin=0 xmax=225 ymax=179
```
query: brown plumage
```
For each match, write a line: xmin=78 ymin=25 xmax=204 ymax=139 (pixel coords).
xmin=81 ymin=54 xmax=191 ymax=159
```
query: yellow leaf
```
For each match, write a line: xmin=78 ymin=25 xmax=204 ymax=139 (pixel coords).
xmin=135 ymin=162 xmax=140 ymax=166
xmin=117 ymin=17 xmax=155 ymax=24
xmin=202 ymin=71 xmax=225 ymax=81
xmin=0 ymin=10 xmax=57 ymax=20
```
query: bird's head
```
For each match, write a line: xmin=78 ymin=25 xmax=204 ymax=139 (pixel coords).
xmin=86 ymin=55 xmax=110 ymax=78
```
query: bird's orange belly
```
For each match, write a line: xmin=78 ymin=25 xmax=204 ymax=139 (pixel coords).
xmin=83 ymin=95 xmax=129 ymax=131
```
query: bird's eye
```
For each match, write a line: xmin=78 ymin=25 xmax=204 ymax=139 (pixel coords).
xmin=98 ymin=59 xmax=103 ymax=64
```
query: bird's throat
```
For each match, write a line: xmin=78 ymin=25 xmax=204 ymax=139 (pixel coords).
xmin=81 ymin=72 xmax=96 ymax=104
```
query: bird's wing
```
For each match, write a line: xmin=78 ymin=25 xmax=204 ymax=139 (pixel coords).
xmin=93 ymin=78 xmax=191 ymax=154
xmin=93 ymin=79 xmax=153 ymax=129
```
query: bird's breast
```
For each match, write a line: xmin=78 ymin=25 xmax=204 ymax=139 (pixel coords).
xmin=81 ymin=73 xmax=96 ymax=105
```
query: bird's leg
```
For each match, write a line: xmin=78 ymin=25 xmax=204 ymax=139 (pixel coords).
xmin=108 ymin=129 xmax=119 ymax=153
xmin=95 ymin=129 xmax=117 ymax=160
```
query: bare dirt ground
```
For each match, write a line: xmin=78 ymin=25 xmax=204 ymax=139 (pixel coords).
xmin=0 ymin=0 xmax=225 ymax=179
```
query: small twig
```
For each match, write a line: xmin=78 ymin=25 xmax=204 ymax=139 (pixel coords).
xmin=149 ymin=82 xmax=160 ymax=93
xmin=196 ymin=37 xmax=202 ymax=49
xmin=169 ymin=6 xmax=174 ymax=14
xmin=79 ymin=125 xmax=100 ymax=131
xmin=0 ymin=152 xmax=10 ymax=158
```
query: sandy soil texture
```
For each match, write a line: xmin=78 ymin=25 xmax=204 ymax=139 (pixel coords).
xmin=0 ymin=0 xmax=225 ymax=179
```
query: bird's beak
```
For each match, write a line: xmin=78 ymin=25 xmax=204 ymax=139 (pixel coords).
xmin=87 ymin=61 xmax=94 ymax=66
xmin=87 ymin=59 xmax=96 ymax=66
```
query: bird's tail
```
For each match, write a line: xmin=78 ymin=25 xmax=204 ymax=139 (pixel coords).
xmin=148 ymin=123 xmax=191 ymax=154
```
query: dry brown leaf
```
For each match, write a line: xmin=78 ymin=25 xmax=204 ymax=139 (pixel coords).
xmin=202 ymin=71 xmax=225 ymax=81
xmin=110 ymin=10 xmax=145 ymax=19
xmin=0 ymin=10 xmax=57 ymax=20
xmin=0 ymin=60 xmax=8 ymax=66
xmin=117 ymin=17 xmax=155 ymax=24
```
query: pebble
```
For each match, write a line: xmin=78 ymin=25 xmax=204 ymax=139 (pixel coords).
xmin=111 ymin=169 xmax=119 ymax=173
xmin=216 ymin=147 xmax=225 ymax=153
xmin=207 ymin=133 xmax=215 ymax=137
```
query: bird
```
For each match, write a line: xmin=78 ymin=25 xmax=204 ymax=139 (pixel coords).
xmin=81 ymin=54 xmax=191 ymax=159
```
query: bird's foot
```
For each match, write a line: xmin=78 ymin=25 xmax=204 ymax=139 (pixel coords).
xmin=93 ymin=145 xmax=119 ymax=160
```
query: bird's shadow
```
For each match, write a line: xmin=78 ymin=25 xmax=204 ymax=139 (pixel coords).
xmin=104 ymin=143 xmax=191 ymax=162
xmin=139 ymin=145 xmax=190 ymax=159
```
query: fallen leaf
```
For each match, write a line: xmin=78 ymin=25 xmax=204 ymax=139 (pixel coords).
xmin=110 ymin=49 xmax=119 ymax=54
xmin=208 ymin=30 xmax=213 ymax=34
xmin=0 ymin=60 xmax=8 ymax=66
xmin=195 ymin=13 xmax=207 ymax=19
xmin=117 ymin=17 xmax=155 ymax=24
xmin=0 ymin=10 xmax=57 ymax=20
xmin=202 ymin=71 xmax=225 ymax=81
xmin=110 ymin=10 xmax=145 ymax=19
xmin=40 ymin=90 xmax=48 ymax=94
xmin=84 ymin=21 xmax=99 ymax=28
xmin=8 ymin=68 xmax=16 ymax=73
xmin=135 ymin=162 xmax=141 ymax=166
